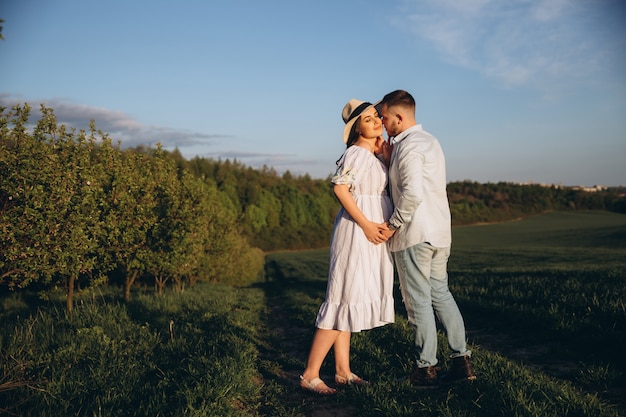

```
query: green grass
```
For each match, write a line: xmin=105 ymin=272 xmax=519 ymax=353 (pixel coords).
xmin=451 ymin=210 xmax=626 ymax=271
xmin=259 ymin=210 xmax=626 ymax=416
xmin=0 ymin=285 xmax=267 ymax=416
xmin=1 ymin=210 xmax=625 ymax=416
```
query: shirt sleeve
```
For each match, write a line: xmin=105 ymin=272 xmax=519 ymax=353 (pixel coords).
xmin=389 ymin=146 xmax=424 ymax=227
xmin=331 ymin=147 xmax=372 ymax=191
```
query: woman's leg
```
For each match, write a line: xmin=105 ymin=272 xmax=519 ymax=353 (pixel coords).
xmin=333 ymin=331 xmax=352 ymax=378
xmin=302 ymin=328 xmax=340 ymax=382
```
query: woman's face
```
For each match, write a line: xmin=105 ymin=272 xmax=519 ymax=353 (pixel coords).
xmin=358 ymin=107 xmax=383 ymax=139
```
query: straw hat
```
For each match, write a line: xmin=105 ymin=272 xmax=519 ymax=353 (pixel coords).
xmin=341 ymin=99 xmax=374 ymax=144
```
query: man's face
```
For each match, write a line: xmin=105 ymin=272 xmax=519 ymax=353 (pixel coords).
xmin=380 ymin=104 xmax=400 ymax=137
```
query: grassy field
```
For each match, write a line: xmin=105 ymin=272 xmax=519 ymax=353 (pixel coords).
xmin=1 ymin=210 xmax=625 ymax=416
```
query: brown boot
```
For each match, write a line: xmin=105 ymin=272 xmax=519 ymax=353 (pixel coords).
xmin=409 ymin=365 xmax=439 ymax=389
xmin=441 ymin=355 xmax=477 ymax=384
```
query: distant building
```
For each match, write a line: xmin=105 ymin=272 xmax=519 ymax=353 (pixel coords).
xmin=570 ymin=185 xmax=608 ymax=192
xmin=518 ymin=181 xmax=608 ymax=192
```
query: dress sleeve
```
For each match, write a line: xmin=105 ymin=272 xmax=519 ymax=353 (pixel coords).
xmin=331 ymin=147 xmax=372 ymax=190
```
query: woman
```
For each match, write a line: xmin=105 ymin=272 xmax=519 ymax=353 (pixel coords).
xmin=299 ymin=99 xmax=395 ymax=395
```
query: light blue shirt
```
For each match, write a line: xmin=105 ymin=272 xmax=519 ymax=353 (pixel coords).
xmin=387 ymin=124 xmax=451 ymax=252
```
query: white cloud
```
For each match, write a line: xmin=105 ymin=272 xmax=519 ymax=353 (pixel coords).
xmin=399 ymin=0 xmax=622 ymax=91
xmin=0 ymin=95 xmax=229 ymax=149
xmin=531 ymin=0 xmax=569 ymax=21
xmin=1 ymin=94 xmax=327 ymax=176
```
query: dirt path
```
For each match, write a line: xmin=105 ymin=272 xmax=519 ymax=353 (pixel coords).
xmin=257 ymin=288 xmax=357 ymax=417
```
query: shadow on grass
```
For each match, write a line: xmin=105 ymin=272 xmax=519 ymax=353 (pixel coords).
xmin=450 ymin=268 xmax=626 ymax=412
xmin=260 ymin=249 xmax=626 ymax=416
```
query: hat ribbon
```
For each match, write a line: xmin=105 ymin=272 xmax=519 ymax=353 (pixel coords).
xmin=347 ymin=102 xmax=372 ymax=122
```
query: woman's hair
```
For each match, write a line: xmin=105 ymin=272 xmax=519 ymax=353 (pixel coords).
xmin=336 ymin=115 xmax=362 ymax=165
xmin=345 ymin=117 xmax=361 ymax=148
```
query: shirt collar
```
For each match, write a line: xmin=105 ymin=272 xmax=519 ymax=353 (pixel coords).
xmin=391 ymin=124 xmax=422 ymax=145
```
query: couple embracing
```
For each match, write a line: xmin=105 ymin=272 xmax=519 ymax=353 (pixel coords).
xmin=299 ymin=90 xmax=476 ymax=395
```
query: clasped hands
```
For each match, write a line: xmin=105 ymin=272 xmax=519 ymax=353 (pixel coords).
xmin=364 ymin=221 xmax=396 ymax=245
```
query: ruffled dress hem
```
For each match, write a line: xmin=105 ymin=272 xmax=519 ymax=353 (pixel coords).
xmin=315 ymin=295 xmax=395 ymax=332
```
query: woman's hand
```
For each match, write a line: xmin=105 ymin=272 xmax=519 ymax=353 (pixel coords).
xmin=361 ymin=221 xmax=388 ymax=245
xmin=374 ymin=136 xmax=385 ymax=154
xmin=333 ymin=184 xmax=388 ymax=245
xmin=375 ymin=136 xmax=393 ymax=166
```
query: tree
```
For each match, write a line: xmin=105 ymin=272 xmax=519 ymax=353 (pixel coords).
xmin=0 ymin=104 xmax=47 ymax=288
xmin=0 ymin=105 xmax=104 ymax=312
xmin=144 ymin=146 xmax=181 ymax=295
xmin=97 ymin=142 xmax=158 ymax=302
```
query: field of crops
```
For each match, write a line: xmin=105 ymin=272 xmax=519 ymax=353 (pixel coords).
xmin=1 ymin=211 xmax=625 ymax=416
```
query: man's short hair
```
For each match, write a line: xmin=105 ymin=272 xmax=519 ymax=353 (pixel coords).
xmin=381 ymin=90 xmax=415 ymax=110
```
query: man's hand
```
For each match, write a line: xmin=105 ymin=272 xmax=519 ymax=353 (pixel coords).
xmin=380 ymin=222 xmax=396 ymax=240
xmin=363 ymin=221 xmax=389 ymax=245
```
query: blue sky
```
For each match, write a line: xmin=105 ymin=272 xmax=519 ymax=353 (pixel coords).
xmin=1 ymin=0 xmax=625 ymax=186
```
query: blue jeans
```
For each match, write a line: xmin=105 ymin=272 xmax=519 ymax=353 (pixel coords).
xmin=393 ymin=242 xmax=471 ymax=368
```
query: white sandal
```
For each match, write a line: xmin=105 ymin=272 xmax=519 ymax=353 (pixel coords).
xmin=299 ymin=375 xmax=337 ymax=395
xmin=335 ymin=373 xmax=369 ymax=386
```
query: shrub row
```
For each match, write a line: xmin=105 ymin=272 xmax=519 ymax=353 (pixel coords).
xmin=0 ymin=104 xmax=264 ymax=311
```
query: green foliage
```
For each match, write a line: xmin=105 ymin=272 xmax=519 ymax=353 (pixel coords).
xmin=184 ymin=157 xmax=339 ymax=251
xmin=182 ymin=165 xmax=626 ymax=252
xmin=97 ymin=142 xmax=158 ymax=301
xmin=1 ymin=105 xmax=105 ymax=311
xmin=447 ymin=181 xmax=626 ymax=225
xmin=0 ymin=105 xmax=263 ymax=309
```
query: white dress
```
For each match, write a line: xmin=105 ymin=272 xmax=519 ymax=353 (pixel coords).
xmin=315 ymin=146 xmax=395 ymax=332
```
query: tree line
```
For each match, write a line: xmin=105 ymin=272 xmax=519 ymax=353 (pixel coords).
xmin=172 ymin=154 xmax=625 ymax=250
xmin=0 ymin=105 xmax=263 ymax=312
xmin=2 ymin=104 xmax=625 ymax=311
xmin=447 ymin=181 xmax=625 ymax=224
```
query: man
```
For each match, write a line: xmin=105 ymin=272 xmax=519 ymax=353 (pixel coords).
xmin=379 ymin=90 xmax=476 ymax=388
